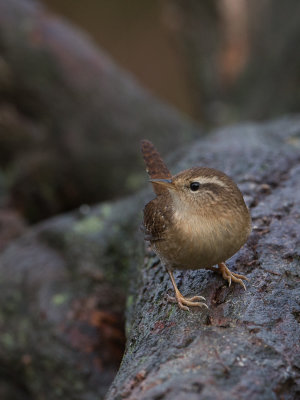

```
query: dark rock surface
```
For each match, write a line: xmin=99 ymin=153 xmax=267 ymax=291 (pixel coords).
xmin=107 ymin=116 xmax=300 ymax=400
xmin=0 ymin=116 xmax=300 ymax=400
xmin=0 ymin=197 xmax=145 ymax=400
xmin=0 ymin=0 xmax=197 ymax=222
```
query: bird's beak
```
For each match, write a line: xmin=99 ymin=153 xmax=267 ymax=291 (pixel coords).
xmin=149 ymin=178 xmax=175 ymax=190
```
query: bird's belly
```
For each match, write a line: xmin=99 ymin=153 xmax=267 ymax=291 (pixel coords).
xmin=154 ymin=215 xmax=249 ymax=270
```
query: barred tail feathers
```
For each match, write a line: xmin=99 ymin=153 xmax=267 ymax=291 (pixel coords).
xmin=141 ymin=140 xmax=171 ymax=195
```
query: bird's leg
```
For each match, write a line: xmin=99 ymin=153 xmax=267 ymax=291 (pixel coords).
xmin=166 ymin=269 xmax=208 ymax=311
xmin=211 ymin=262 xmax=248 ymax=290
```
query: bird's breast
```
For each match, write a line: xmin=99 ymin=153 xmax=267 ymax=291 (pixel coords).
xmin=154 ymin=207 xmax=250 ymax=269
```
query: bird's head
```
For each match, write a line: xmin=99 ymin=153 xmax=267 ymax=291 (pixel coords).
xmin=150 ymin=167 xmax=243 ymax=214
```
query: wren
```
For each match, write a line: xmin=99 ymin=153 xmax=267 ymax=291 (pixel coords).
xmin=141 ymin=139 xmax=251 ymax=311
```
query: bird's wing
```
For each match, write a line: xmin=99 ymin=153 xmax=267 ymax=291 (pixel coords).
xmin=142 ymin=197 xmax=172 ymax=242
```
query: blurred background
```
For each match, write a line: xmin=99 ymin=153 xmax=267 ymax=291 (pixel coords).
xmin=1 ymin=0 xmax=300 ymax=226
xmin=0 ymin=0 xmax=300 ymax=398
xmin=41 ymin=0 xmax=300 ymax=124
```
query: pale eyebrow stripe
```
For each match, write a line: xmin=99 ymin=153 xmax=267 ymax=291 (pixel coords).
xmin=191 ymin=176 xmax=228 ymax=188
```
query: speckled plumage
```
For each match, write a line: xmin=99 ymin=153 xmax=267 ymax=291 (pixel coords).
xmin=143 ymin=166 xmax=251 ymax=270
xmin=141 ymin=140 xmax=252 ymax=310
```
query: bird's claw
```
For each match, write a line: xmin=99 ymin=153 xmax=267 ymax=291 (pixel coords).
xmin=167 ymin=293 xmax=208 ymax=311
xmin=218 ymin=262 xmax=248 ymax=290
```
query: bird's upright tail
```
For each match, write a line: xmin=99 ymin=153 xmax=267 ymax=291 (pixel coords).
xmin=141 ymin=140 xmax=171 ymax=195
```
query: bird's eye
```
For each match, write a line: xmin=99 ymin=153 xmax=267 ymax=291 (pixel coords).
xmin=190 ymin=182 xmax=200 ymax=191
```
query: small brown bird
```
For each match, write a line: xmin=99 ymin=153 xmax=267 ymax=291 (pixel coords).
xmin=141 ymin=140 xmax=251 ymax=311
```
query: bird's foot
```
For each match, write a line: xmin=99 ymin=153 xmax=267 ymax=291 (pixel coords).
xmin=167 ymin=292 xmax=208 ymax=312
xmin=217 ymin=262 xmax=248 ymax=290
